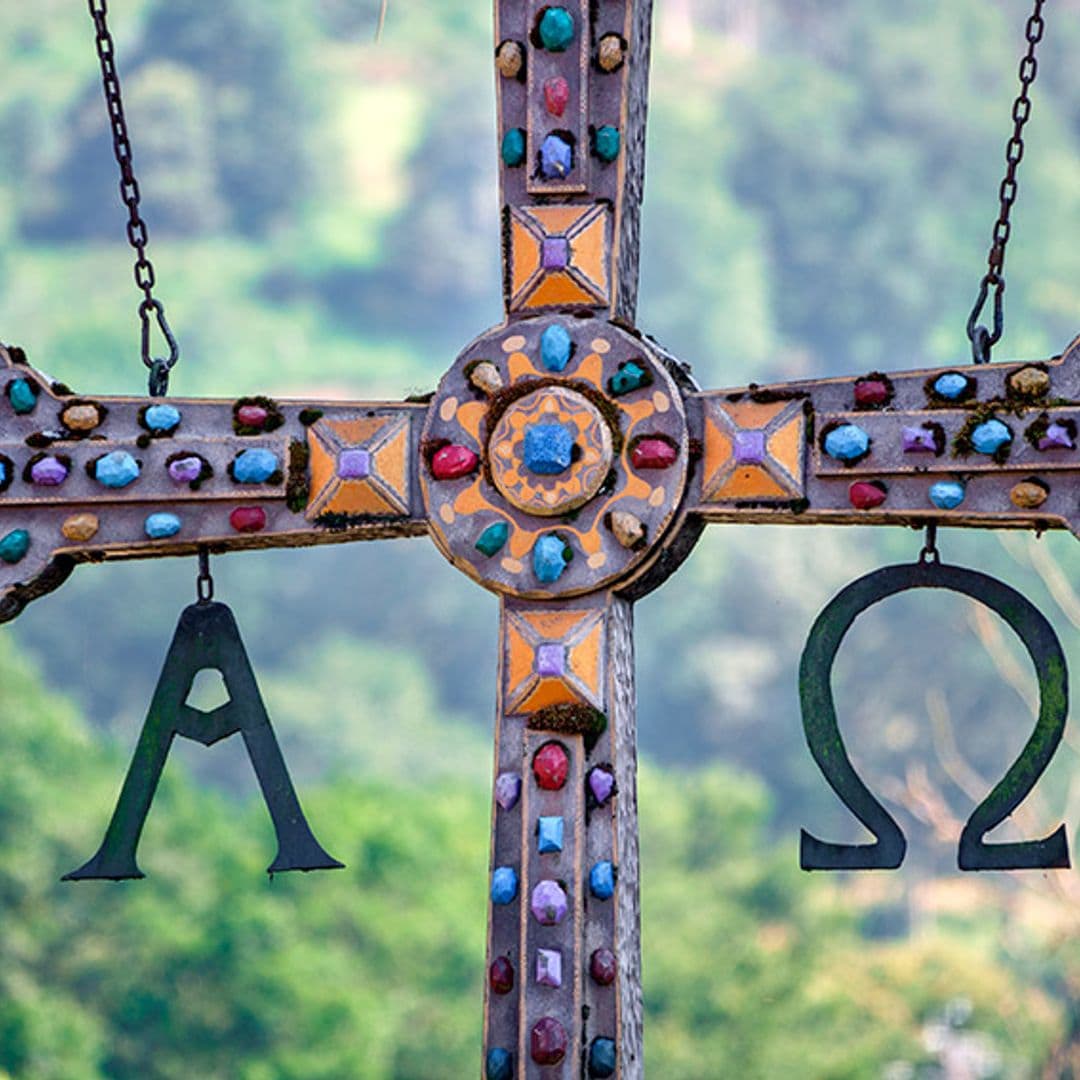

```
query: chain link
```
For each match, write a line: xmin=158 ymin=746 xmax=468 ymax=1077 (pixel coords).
xmin=967 ymin=0 xmax=1046 ymax=364
xmin=88 ymin=0 xmax=179 ymax=395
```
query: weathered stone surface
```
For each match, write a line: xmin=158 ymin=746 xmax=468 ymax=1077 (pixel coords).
xmin=495 ymin=40 xmax=523 ymax=78
xmin=61 ymin=513 xmax=99 ymax=542
xmin=469 ymin=362 xmax=504 ymax=396
xmin=62 ymin=404 xmax=103 ymax=431
xmin=1010 ymin=480 xmax=1049 ymax=509
xmin=609 ymin=510 xmax=645 ymax=548
xmin=597 ymin=34 xmax=625 ymax=71
xmin=1009 ymin=366 xmax=1050 ymax=398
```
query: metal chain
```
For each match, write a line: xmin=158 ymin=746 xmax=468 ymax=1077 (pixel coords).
xmin=967 ymin=0 xmax=1046 ymax=364
xmin=88 ymin=0 xmax=179 ymax=396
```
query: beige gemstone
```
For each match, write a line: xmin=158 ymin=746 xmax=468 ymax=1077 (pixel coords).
xmin=469 ymin=361 xmax=504 ymax=396
xmin=598 ymin=35 xmax=625 ymax=72
xmin=61 ymin=513 xmax=99 ymax=542
xmin=610 ymin=510 xmax=645 ymax=548
xmin=1010 ymin=480 xmax=1049 ymax=509
xmin=496 ymin=40 xmax=524 ymax=78
xmin=1009 ymin=366 xmax=1050 ymax=399
xmin=62 ymin=404 xmax=102 ymax=431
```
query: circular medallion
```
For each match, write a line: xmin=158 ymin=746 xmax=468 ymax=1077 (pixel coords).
xmin=489 ymin=386 xmax=614 ymax=516
xmin=420 ymin=315 xmax=691 ymax=599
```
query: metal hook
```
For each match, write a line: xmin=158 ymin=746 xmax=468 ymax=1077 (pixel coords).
xmin=919 ymin=522 xmax=940 ymax=565
xmin=966 ymin=278 xmax=1004 ymax=365
xmin=196 ymin=546 xmax=214 ymax=604
xmin=140 ymin=298 xmax=180 ymax=397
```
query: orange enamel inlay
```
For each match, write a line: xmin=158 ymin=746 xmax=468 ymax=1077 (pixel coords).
xmin=509 ymin=527 xmax=534 ymax=559
xmin=521 ymin=609 xmax=589 ymax=640
xmin=528 ymin=205 xmax=589 ymax=234
xmin=576 ymin=352 xmax=604 ymax=386
xmin=307 ymin=429 xmax=337 ymax=511
xmin=506 ymin=619 xmax=535 ymax=698
xmin=703 ymin=418 xmax=734 ymax=490
xmin=621 ymin=470 xmax=652 ymax=501
xmin=373 ymin=423 xmax=409 ymax=500
xmin=767 ymin=414 xmax=804 ymax=481
xmin=456 ymin=401 xmax=486 ymax=443
xmin=325 ymin=481 xmax=398 ymax=516
xmin=453 ymin=479 xmax=489 ymax=516
xmin=525 ymin=272 xmax=597 ymax=308
xmin=570 ymin=211 xmax=608 ymax=293
xmin=721 ymin=400 xmax=790 ymax=429
xmin=508 ymin=351 xmax=536 ymax=381
xmin=713 ymin=465 xmax=790 ymax=500
xmin=621 ymin=399 xmax=657 ymax=429
xmin=518 ymin=677 xmax=579 ymax=713
xmin=511 ymin=219 xmax=541 ymax=297
xmin=332 ymin=417 xmax=389 ymax=444
xmin=568 ymin=622 xmax=602 ymax=695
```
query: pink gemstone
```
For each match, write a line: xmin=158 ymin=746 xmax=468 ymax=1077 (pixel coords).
xmin=854 ymin=379 xmax=890 ymax=407
xmin=230 ymin=506 xmax=267 ymax=533
xmin=630 ymin=437 xmax=678 ymax=470
xmin=489 ymin=956 xmax=514 ymax=995
xmin=590 ymin=948 xmax=617 ymax=985
xmin=237 ymin=404 xmax=269 ymax=428
xmin=531 ymin=1017 xmax=568 ymax=1065
xmin=533 ymin=743 xmax=569 ymax=790
xmin=431 ymin=444 xmax=479 ymax=480
xmin=849 ymin=481 xmax=887 ymax=510
xmin=543 ymin=76 xmax=570 ymax=117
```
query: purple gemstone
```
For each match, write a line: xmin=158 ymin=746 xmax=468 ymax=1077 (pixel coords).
xmin=733 ymin=430 xmax=766 ymax=465
xmin=530 ymin=880 xmax=569 ymax=926
xmin=535 ymin=643 xmax=566 ymax=677
xmin=541 ymin=237 xmax=569 ymax=270
xmin=168 ymin=456 xmax=204 ymax=484
xmin=495 ymin=772 xmax=522 ymax=811
xmin=338 ymin=448 xmax=371 ymax=479
xmin=588 ymin=767 xmax=615 ymax=805
xmin=1039 ymin=422 xmax=1074 ymax=451
xmin=30 ymin=456 xmax=68 ymax=486
xmin=536 ymin=948 xmax=562 ymax=988
xmin=902 ymin=426 xmax=937 ymax=453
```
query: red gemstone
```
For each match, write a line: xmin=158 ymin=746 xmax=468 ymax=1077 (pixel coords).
xmin=230 ymin=506 xmax=267 ymax=533
xmin=543 ymin=76 xmax=571 ymax=117
xmin=530 ymin=1017 xmax=568 ymax=1065
xmin=431 ymin=444 xmax=479 ymax=480
xmin=489 ymin=956 xmax=514 ymax=995
xmin=849 ymin=481 xmax=887 ymax=510
xmin=533 ymin=743 xmax=569 ymax=791
xmin=237 ymin=404 xmax=269 ymax=428
xmin=853 ymin=379 xmax=890 ymax=407
xmin=630 ymin=437 xmax=677 ymax=470
xmin=590 ymin=948 xmax=617 ymax=985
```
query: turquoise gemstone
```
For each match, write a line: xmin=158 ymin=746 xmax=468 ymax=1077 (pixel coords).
xmin=0 ymin=460 xmax=6 ymax=486
xmin=823 ymin=424 xmax=870 ymax=462
xmin=501 ymin=128 xmax=526 ymax=167
xmin=491 ymin=866 xmax=518 ymax=905
xmin=144 ymin=404 xmax=181 ymax=432
xmin=95 ymin=451 xmax=140 ymax=488
xmin=588 ymin=1038 xmax=617 ymax=1078
xmin=590 ymin=860 xmax=615 ymax=900
xmin=0 ymin=529 xmax=29 ymax=565
xmin=540 ymin=324 xmax=572 ymax=371
xmin=533 ymin=534 xmax=572 ymax=584
xmin=971 ymin=419 xmax=1012 ymax=455
xmin=7 ymin=379 xmax=36 ymax=415
xmin=594 ymin=125 xmax=621 ymax=163
xmin=934 ymin=372 xmax=970 ymax=400
xmin=524 ymin=423 xmax=573 ymax=475
xmin=233 ymin=448 xmax=279 ymax=483
xmin=929 ymin=481 xmax=966 ymax=510
xmin=538 ymin=6 xmax=575 ymax=50
xmin=144 ymin=512 xmax=181 ymax=539
xmin=476 ymin=522 xmax=510 ymax=557
xmin=486 ymin=1048 xmax=513 ymax=1080
xmin=537 ymin=816 xmax=564 ymax=854
xmin=609 ymin=361 xmax=649 ymax=396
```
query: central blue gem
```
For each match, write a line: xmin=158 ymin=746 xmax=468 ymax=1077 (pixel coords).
xmin=524 ymin=423 xmax=573 ymax=475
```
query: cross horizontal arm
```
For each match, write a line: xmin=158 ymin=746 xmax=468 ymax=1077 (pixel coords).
xmin=0 ymin=345 xmax=428 ymax=622
xmin=687 ymin=333 xmax=1080 ymax=539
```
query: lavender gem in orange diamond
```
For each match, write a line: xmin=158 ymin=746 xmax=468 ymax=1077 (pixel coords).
xmin=338 ymin=448 xmax=371 ymax=480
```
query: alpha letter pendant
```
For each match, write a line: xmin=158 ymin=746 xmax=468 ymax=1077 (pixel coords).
xmin=65 ymin=599 xmax=343 ymax=881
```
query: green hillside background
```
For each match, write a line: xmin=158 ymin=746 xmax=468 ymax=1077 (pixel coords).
xmin=2 ymin=1 xmax=1080 ymax=1075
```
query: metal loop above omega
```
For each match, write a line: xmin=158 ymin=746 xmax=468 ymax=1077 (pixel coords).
xmin=420 ymin=317 xmax=690 ymax=598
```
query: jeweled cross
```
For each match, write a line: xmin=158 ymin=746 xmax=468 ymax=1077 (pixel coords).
xmin=2 ymin=4 xmax=1079 ymax=1076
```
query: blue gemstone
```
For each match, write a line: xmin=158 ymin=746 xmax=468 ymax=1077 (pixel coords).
xmin=0 ymin=460 xmax=6 ymax=486
xmin=588 ymin=1038 xmax=617 ymax=1078
xmin=540 ymin=324 xmax=573 ymax=371
xmin=233 ymin=448 xmax=279 ymax=484
xmin=934 ymin=372 xmax=970 ymax=400
xmin=823 ymin=424 xmax=870 ymax=462
xmin=533 ymin=534 xmax=572 ymax=583
xmin=538 ymin=6 xmax=575 ymax=50
xmin=7 ymin=379 xmax=36 ymax=415
xmin=476 ymin=521 xmax=510 ymax=557
xmin=501 ymin=128 xmax=525 ymax=167
xmin=971 ymin=419 xmax=1012 ymax=456
xmin=486 ymin=1048 xmax=513 ymax=1080
xmin=537 ymin=816 xmax=564 ymax=854
xmin=491 ymin=866 xmax=518 ymax=905
xmin=95 ymin=451 xmax=140 ymax=488
xmin=540 ymin=134 xmax=573 ymax=179
xmin=144 ymin=404 xmax=181 ymax=432
xmin=0 ymin=529 xmax=30 ymax=565
xmin=929 ymin=481 xmax=966 ymax=510
xmin=590 ymin=860 xmax=615 ymax=900
xmin=524 ymin=423 xmax=573 ymax=475
xmin=144 ymin=512 xmax=181 ymax=539
xmin=594 ymin=125 xmax=621 ymax=163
